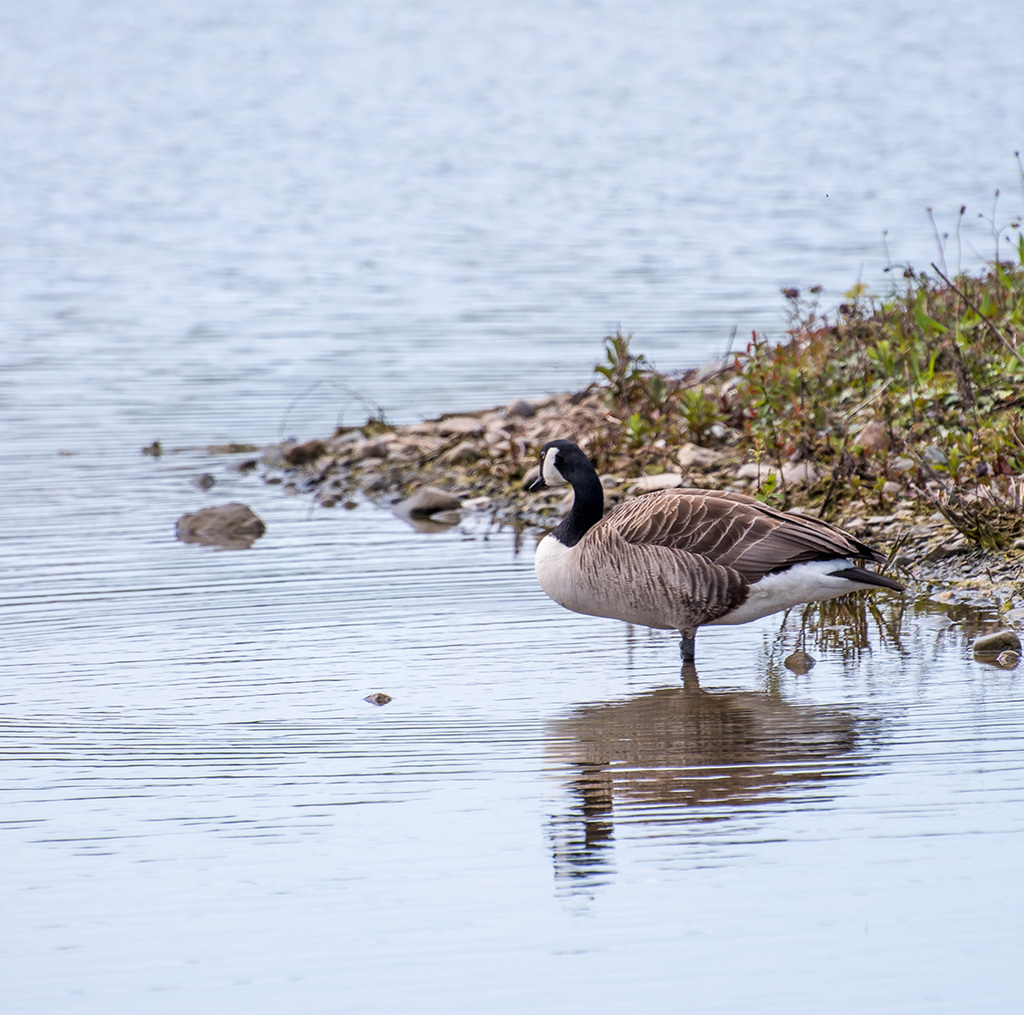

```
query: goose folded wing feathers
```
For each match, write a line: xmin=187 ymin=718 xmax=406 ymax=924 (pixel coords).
xmin=602 ymin=489 xmax=885 ymax=584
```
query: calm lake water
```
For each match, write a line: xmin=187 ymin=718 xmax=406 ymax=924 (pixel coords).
xmin=3 ymin=0 xmax=1024 ymax=1012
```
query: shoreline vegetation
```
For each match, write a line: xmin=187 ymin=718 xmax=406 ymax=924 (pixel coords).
xmin=247 ymin=254 xmax=1024 ymax=616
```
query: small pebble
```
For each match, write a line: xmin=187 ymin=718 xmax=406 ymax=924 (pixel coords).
xmin=364 ymin=692 xmax=393 ymax=706
xmin=784 ymin=650 xmax=816 ymax=674
xmin=996 ymin=651 xmax=1021 ymax=670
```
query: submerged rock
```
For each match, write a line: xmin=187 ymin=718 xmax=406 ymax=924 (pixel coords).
xmin=176 ymin=503 xmax=266 ymax=549
xmin=973 ymin=630 xmax=1022 ymax=655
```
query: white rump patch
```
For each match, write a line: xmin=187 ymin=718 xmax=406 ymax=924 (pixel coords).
xmin=710 ymin=559 xmax=872 ymax=626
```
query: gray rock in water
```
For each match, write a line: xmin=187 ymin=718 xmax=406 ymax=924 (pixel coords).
xmin=973 ymin=630 xmax=1022 ymax=655
xmin=191 ymin=473 xmax=216 ymax=490
xmin=176 ymin=503 xmax=266 ymax=549
xmin=996 ymin=651 xmax=1021 ymax=670
xmin=394 ymin=486 xmax=463 ymax=519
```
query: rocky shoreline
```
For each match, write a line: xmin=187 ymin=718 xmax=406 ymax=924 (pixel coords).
xmin=245 ymin=386 xmax=1024 ymax=623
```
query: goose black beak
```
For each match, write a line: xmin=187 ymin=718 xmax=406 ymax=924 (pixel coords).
xmin=527 ymin=474 xmax=547 ymax=493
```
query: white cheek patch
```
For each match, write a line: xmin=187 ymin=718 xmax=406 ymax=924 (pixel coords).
xmin=542 ymin=449 xmax=568 ymax=487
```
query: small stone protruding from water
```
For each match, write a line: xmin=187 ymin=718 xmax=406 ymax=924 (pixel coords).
xmin=364 ymin=692 xmax=393 ymax=706
xmin=996 ymin=651 xmax=1021 ymax=670
xmin=784 ymin=650 xmax=816 ymax=674
xmin=191 ymin=473 xmax=216 ymax=490
xmin=142 ymin=440 xmax=162 ymax=457
xmin=973 ymin=630 xmax=1022 ymax=656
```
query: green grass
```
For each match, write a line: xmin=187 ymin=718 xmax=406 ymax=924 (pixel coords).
xmin=588 ymin=242 xmax=1024 ymax=548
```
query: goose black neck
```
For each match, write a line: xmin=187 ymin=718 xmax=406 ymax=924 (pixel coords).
xmin=552 ymin=466 xmax=605 ymax=548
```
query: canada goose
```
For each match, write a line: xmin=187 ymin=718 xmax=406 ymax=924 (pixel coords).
xmin=528 ymin=439 xmax=904 ymax=663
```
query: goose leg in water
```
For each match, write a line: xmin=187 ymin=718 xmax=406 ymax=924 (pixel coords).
xmin=679 ymin=630 xmax=696 ymax=664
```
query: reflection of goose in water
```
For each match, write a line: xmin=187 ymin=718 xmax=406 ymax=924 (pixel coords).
xmin=546 ymin=680 xmax=874 ymax=888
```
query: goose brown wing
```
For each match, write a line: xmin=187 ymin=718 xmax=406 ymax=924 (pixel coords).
xmin=603 ymin=488 xmax=885 ymax=583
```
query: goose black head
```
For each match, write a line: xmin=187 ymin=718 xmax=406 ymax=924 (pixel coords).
xmin=528 ymin=439 xmax=593 ymax=492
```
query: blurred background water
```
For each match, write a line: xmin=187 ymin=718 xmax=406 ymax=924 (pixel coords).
xmin=2 ymin=0 xmax=1024 ymax=1012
